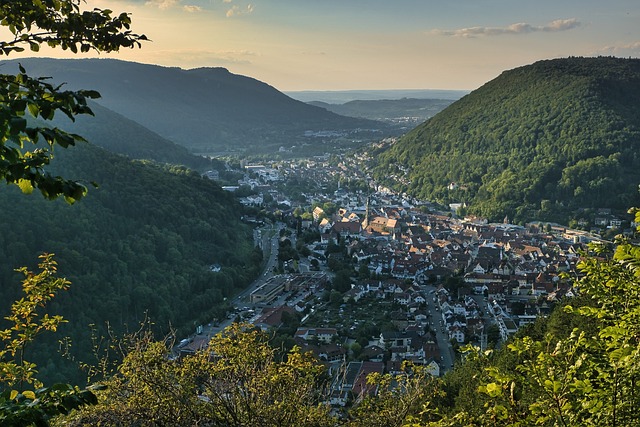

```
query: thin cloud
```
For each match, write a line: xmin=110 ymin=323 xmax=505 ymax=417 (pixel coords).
xmin=596 ymin=41 xmax=640 ymax=56
xmin=432 ymin=18 xmax=581 ymax=38
xmin=144 ymin=0 xmax=180 ymax=10
xmin=545 ymin=19 xmax=581 ymax=32
xmin=145 ymin=49 xmax=257 ymax=67
xmin=299 ymin=51 xmax=327 ymax=56
xmin=126 ymin=0 xmax=255 ymax=16
xmin=226 ymin=3 xmax=254 ymax=18
xmin=139 ymin=0 xmax=206 ymax=12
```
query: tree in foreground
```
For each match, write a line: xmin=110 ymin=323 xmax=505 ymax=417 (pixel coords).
xmin=0 ymin=254 xmax=103 ymax=427
xmin=0 ymin=0 xmax=146 ymax=202
xmin=62 ymin=323 xmax=334 ymax=426
xmin=1 ymin=0 xmax=145 ymax=424
xmin=446 ymin=208 xmax=640 ymax=427
xmin=346 ymin=362 xmax=442 ymax=427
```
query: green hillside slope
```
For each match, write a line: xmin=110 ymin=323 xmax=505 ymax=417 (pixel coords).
xmin=372 ymin=57 xmax=640 ymax=222
xmin=52 ymin=101 xmax=213 ymax=169
xmin=0 ymin=143 xmax=259 ymax=383
xmin=8 ymin=58 xmax=383 ymax=155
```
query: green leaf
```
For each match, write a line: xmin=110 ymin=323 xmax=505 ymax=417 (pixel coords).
xmin=50 ymin=383 xmax=73 ymax=392
xmin=28 ymin=103 xmax=40 ymax=117
xmin=17 ymin=179 xmax=34 ymax=195
xmin=608 ymin=346 xmax=632 ymax=362
xmin=81 ymin=90 xmax=101 ymax=99
xmin=485 ymin=382 xmax=502 ymax=397
xmin=79 ymin=389 xmax=98 ymax=405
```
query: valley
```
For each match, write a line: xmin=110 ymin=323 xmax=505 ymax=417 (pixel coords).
xmin=177 ymin=150 xmax=621 ymax=395
xmin=2 ymin=53 xmax=640 ymax=425
xmin=3 ymin=57 xmax=636 ymax=385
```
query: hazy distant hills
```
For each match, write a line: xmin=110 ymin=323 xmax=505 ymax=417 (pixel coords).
xmin=372 ymin=57 xmax=640 ymax=223
xmin=286 ymin=89 xmax=468 ymax=103
xmin=308 ymin=98 xmax=455 ymax=130
xmin=9 ymin=58 xmax=382 ymax=155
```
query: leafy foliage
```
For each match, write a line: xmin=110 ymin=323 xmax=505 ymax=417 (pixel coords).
xmin=0 ymin=0 xmax=146 ymax=202
xmin=0 ymin=255 xmax=101 ymax=427
xmin=1 ymin=65 xmax=98 ymax=203
xmin=1 ymin=254 xmax=68 ymax=388
xmin=373 ymin=57 xmax=640 ymax=222
xmin=62 ymin=323 xmax=333 ymax=426
xmin=0 ymin=1 xmax=146 ymax=55
xmin=0 ymin=383 xmax=103 ymax=427
xmin=346 ymin=363 xmax=441 ymax=427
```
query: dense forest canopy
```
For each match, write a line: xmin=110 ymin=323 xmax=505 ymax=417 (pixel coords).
xmin=0 ymin=143 xmax=259 ymax=384
xmin=372 ymin=57 xmax=640 ymax=223
xmin=49 ymin=101 xmax=213 ymax=170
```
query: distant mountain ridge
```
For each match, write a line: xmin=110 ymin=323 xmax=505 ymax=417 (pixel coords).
xmin=308 ymin=98 xmax=455 ymax=130
xmin=372 ymin=57 xmax=640 ymax=223
xmin=8 ymin=58 xmax=382 ymax=155
xmin=286 ymin=89 xmax=468 ymax=103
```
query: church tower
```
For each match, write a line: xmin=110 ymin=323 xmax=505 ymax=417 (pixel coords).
xmin=362 ymin=196 xmax=370 ymax=230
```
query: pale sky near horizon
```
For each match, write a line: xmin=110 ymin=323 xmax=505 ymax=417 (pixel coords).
xmin=8 ymin=0 xmax=640 ymax=91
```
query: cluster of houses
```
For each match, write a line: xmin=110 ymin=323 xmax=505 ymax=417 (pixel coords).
xmin=299 ymin=198 xmax=605 ymax=354
xmin=320 ymin=202 xmax=593 ymax=288
xmin=202 ymin=159 xmax=622 ymax=406
xmin=273 ymin=206 xmax=594 ymax=403
xmin=292 ymin=324 xmax=441 ymax=407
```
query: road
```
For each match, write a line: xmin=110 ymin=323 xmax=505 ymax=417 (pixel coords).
xmin=198 ymin=222 xmax=282 ymax=338
xmin=471 ymin=294 xmax=496 ymax=351
xmin=423 ymin=285 xmax=455 ymax=373
xmin=238 ymin=222 xmax=281 ymax=304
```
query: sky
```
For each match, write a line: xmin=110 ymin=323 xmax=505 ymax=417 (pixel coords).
xmin=8 ymin=0 xmax=640 ymax=91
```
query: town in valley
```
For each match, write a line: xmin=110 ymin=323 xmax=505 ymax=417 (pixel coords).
xmin=179 ymin=151 xmax=631 ymax=408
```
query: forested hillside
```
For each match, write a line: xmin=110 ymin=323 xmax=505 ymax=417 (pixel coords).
xmin=0 ymin=143 xmax=259 ymax=384
xmin=372 ymin=57 xmax=640 ymax=223
xmin=51 ymin=101 xmax=213 ymax=169
xmin=7 ymin=58 xmax=382 ymax=155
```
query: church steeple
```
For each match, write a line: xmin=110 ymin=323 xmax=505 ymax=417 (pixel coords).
xmin=362 ymin=195 xmax=370 ymax=230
